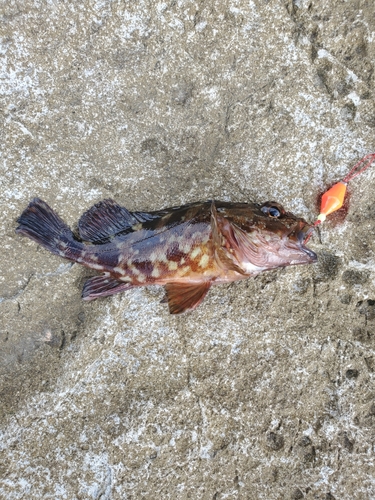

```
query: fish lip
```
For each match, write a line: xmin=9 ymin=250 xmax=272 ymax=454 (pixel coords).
xmin=297 ymin=229 xmax=317 ymax=262
xmin=300 ymin=245 xmax=318 ymax=262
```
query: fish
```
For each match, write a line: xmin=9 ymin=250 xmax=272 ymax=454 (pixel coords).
xmin=16 ymin=198 xmax=317 ymax=314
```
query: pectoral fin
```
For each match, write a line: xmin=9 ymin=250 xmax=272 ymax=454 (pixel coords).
xmin=163 ymin=282 xmax=211 ymax=314
xmin=210 ymin=201 xmax=246 ymax=275
xmin=229 ymin=223 xmax=270 ymax=268
xmin=82 ymin=274 xmax=133 ymax=300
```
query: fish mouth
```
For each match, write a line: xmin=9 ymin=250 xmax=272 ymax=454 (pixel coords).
xmin=297 ymin=229 xmax=317 ymax=262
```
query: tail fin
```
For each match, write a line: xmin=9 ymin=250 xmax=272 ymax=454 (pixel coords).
xmin=16 ymin=198 xmax=82 ymax=261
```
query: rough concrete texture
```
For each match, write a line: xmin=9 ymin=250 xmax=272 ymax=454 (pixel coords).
xmin=1 ymin=0 xmax=375 ymax=498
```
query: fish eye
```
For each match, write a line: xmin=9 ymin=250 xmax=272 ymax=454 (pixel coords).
xmin=261 ymin=205 xmax=281 ymax=218
xmin=268 ymin=206 xmax=281 ymax=218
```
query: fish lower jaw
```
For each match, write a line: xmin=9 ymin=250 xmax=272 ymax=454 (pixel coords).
xmin=241 ymin=262 xmax=266 ymax=274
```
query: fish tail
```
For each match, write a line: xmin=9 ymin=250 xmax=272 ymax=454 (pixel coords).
xmin=16 ymin=198 xmax=83 ymax=261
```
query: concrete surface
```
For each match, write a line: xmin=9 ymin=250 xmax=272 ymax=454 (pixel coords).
xmin=1 ymin=0 xmax=375 ymax=498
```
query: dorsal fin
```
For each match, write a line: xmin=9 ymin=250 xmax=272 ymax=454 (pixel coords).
xmin=78 ymin=199 xmax=166 ymax=244
xmin=132 ymin=210 xmax=169 ymax=222
xmin=78 ymin=199 xmax=137 ymax=243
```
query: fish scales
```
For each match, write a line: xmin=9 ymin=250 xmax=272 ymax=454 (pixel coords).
xmin=16 ymin=198 xmax=317 ymax=314
xmin=116 ymin=223 xmax=214 ymax=284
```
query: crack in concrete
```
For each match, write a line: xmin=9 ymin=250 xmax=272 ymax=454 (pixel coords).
xmin=0 ymin=263 xmax=74 ymax=306
xmin=0 ymin=273 xmax=34 ymax=305
xmin=97 ymin=465 xmax=113 ymax=500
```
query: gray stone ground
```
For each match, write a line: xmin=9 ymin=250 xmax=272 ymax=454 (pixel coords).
xmin=1 ymin=0 xmax=375 ymax=498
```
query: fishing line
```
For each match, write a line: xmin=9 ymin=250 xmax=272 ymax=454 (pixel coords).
xmin=304 ymin=153 xmax=375 ymax=244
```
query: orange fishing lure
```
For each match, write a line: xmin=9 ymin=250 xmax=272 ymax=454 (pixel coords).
xmin=304 ymin=153 xmax=375 ymax=243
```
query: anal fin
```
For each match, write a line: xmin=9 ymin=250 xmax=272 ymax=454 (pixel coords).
xmin=82 ymin=274 xmax=133 ymax=301
xmin=164 ymin=282 xmax=211 ymax=314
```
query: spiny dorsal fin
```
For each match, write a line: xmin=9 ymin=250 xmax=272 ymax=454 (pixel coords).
xmin=82 ymin=274 xmax=133 ymax=300
xmin=164 ymin=282 xmax=211 ymax=314
xmin=78 ymin=199 xmax=167 ymax=244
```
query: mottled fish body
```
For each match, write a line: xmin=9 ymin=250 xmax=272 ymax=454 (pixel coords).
xmin=16 ymin=198 xmax=317 ymax=314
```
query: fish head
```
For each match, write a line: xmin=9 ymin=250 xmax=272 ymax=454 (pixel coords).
xmin=253 ymin=201 xmax=317 ymax=267
xmin=212 ymin=200 xmax=317 ymax=274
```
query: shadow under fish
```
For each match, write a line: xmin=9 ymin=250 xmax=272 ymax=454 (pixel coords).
xmin=16 ymin=198 xmax=317 ymax=314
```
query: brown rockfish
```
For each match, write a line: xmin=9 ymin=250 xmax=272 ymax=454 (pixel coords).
xmin=16 ymin=198 xmax=317 ymax=314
